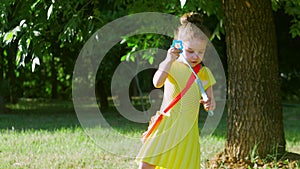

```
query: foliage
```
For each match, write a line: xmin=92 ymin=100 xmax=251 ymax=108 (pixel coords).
xmin=0 ymin=0 xmax=119 ymax=99
xmin=119 ymin=0 xmax=224 ymax=64
xmin=0 ymin=0 xmax=299 ymax=102
xmin=276 ymin=0 xmax=300 ymax=38
xmin=271 ymin=1 xmax=299 ymax=39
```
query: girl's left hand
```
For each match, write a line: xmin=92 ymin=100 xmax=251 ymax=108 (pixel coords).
xmin=199 ymin=98 xmax=216 ymax=111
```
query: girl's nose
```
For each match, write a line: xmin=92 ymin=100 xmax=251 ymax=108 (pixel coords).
xmin=191 ymin=53 xmax=198 ymax=59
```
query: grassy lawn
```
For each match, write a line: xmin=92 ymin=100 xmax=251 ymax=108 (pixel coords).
xmin=282 ymin=104 xmax=300 ymax=155
xmin=0 ymin=100 xmax=299 ymax=168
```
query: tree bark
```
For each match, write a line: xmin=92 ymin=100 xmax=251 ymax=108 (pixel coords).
xmin=7 ymin=43 xmax=17 ymax=103
xmin=51 ymin=55 xmax=58 ymax=99
xmin=0 ymin=47 xmax=4 ymax=114
xmin=97 ymin=79 xmax=109 ymax=110
xmin=223 ymin=0 xmax=286 ymax=160
xmin=0 ymin=48 xmax=3 ymax=81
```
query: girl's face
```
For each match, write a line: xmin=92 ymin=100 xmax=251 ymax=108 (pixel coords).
xmin=182 ymin=38 xmax=207 ymax=67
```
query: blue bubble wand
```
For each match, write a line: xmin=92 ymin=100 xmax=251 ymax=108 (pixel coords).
xmin=171 ymin=40 xmax=214 ymax=116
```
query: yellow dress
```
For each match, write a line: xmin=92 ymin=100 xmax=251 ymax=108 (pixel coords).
xmin=136 ymin=61 xmax=216 ymax=169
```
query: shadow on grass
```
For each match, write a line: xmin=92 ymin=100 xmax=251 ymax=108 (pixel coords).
xmin=1 ymin=98 xmax=224 ymax=137
xmin=282 ymin=105 xmax=300 ymax=142
xmin=1 ymin=99 xmax=148 ymax=133
xmin=1 ymin=99 xmax=300 ymax=144
xmin=1 ymin=99 xmax=80 ymax=131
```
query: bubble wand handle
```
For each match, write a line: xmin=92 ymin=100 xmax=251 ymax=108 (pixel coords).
xmin=171 ymin=40 xmax=214 ymax=116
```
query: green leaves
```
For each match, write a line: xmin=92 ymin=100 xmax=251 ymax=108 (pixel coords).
xmin=3 ymin=24 xmax=21 ymax=46
xmin=272 ymin=0 xmax=300 ymax=38
xmin=0 ymin=0 xmax=298 ymax=100
xmin=119 ymin=0 xmax=225 ymax=65
xmin=286 ymin=0 xmax=300 ymax=38
xmin=3 ymin=31 xmax=15 ymax=45
xmin=120 ymin=34 xmax=170 ymax=64
xmin=31 ymin=56 xmax=40 ymax=72
xmin=210 ymin=19 xmax=224 ymax=40
xmin=16 ymin=34 xmax=31 ymax=68
xmin=180 ymin=0 xmax=187 ymax=8
xmin=271 ymin=0 xmax=282 ymax=11
xmin=290 ymin=19 xmax=300 ymax=38
xmin=47 ymin=4 xmax=53 ymax=20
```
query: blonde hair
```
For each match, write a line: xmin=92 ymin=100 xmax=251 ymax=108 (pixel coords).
xmin=175 ymin=12 xmax=210 ymax=41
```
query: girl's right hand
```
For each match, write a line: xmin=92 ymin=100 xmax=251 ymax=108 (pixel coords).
xmin=200 ymin=98 xmax=216 ymax=111
xmin=153 ymin=47 xmax=181 ymax=88
xmin=166 ymin=47 xmax=181 ymax=62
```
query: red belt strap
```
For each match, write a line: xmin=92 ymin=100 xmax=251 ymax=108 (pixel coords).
xmin=142 ymin=64 xmax=201 ymax=141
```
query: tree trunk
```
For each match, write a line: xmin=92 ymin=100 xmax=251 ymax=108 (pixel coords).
xmin=0 ymin=96 xmax=5 ymax=114
xmin=223 ymin=0 xmax=286 ymax=161
xmin=0 ymin=48 xmax=3 ymax=81
xmin=0 ymin=48 xmax=5 ymax=114
xmin=97 ymin=79 xmax=109 ymax=110
xmin=7 ymin=44 xmax=17 ymax=103
xmin=51 ymin=55 xmax=58 ymax=99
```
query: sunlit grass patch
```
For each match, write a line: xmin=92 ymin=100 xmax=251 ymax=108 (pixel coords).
xmin=0 ymin=100 xmax=299 ymax=168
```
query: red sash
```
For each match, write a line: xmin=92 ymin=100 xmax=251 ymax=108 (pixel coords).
xmin=142 ymin=64 xmax=201 ymax=141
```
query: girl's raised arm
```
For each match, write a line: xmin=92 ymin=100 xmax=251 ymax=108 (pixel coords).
xmin=153 ymin=47 xmax=181 ymax=88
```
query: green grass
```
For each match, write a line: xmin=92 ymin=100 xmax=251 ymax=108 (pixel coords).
xmin=0 ymin=128 xmax=139 ymax=169
xmin=1 ymin=100 xmax=139 ymax=169
xmin=0 ymin=100 xmax=299 ymax=168
xmin=283 ymin=105 xmax=300 ymax=155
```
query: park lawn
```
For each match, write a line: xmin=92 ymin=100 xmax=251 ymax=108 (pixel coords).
xmin=283 ymin=105 xmax=300 ymax=155
xmin=0 ymin=100 xmax=299 ymax=169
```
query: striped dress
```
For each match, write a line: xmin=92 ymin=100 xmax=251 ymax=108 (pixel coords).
xmin=136 ymin=61 xmax=216 ymax=169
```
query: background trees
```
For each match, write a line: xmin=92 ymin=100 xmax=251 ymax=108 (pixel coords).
xmin=1 ymin=0 xmax=299 ymax=102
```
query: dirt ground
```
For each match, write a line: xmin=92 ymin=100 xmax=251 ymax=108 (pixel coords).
xmin=206 ymin=152 xmax=300 ymax=169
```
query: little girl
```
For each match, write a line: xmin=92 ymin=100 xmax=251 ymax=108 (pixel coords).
xmin=136 ymin=12 xmax=216 ymax=169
